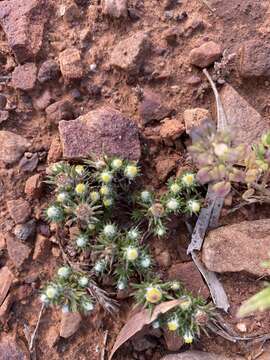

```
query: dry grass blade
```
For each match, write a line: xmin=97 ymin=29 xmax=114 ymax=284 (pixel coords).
xmin=109 ymin=299 xmax=182 ymax=360
xmin=87 ymin=283 xmax=118 ymax=315
xmin=199 ymin=0 xmax=216 ymax=13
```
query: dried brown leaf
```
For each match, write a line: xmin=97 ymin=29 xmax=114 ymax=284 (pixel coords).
xmin=109 ymin=299 xmax=181 ymax=360
xmin=0 ymin=266 xmax=14 ymax=306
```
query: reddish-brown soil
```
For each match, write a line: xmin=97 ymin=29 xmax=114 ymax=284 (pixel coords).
xmin=1 ymin=0 xmax=270 ymax=359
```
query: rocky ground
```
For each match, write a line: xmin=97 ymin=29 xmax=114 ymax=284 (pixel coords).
xmin=1 ymin=0 xmax=270 ymax=359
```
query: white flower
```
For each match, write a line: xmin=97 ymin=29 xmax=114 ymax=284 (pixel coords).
xmin=127 ymin=228 xmax=140 ymax=240
xmin=126 ymin=247 xmax=139 ymax=261
xmin=57 ymin=192 xmax=69 ymax=203
xmin=141 ymin=190 xmax=152 ymax=203
xmin=82 ymin=301 xmax=94 ymax=312
xmin=78 ymin=276 xmax=89 ymax=287
xmin=187 ymin=199 xmax=201 ymax=213
xmin=181 ymin=173 xmax=195 ymax=187
xmin=76 ymin=235 xmax=88 ymax=247
xmin=46 ymin=286 xmax=58 ymax=299
xmin=40 ymin=294 xmax=49 ymax=304
xmin=111 ymin=158 xmax=123 ymax=170
xmin=90 ymin=191 xmax=100 ymax=202
xmin=47 ymin=206 xmax=62 ymax=220
xmin=75 ymin=165 xmax=85 ymax=175
xmin=155 ymin=226 xmax=166 ymax=237
xmin=179 ymin=296 xmax=192 ymax=310
xmin=213 ymin=143 xmax=229 ymax=157
xmin=124 ymin=164 xmax=138 ymax=179
xmin=94 ymin=260 xmax=106 ymax=273
xmin=152 ymin=320 xmax=160 ymax=329
xmin=88 ymin=223 xmax=96 ymax=231
xmin=166 ymin=198 xmax=179 ymax=211
xmin=62 ymin=305 xmax=70 ymax=313
xmin=140 ymin=256 xmax=151 ymax=268
xmin=100 ymin=185 xmax=111 ymax=196
xmin=117 ymin=281 xmax=126 ymax=290
xmin=170 ymin=182 xmax=181 ymax=194
xmin=170 ymin=281 xmax=180 ymax=290
xmin=57 ymin=266 xmax=70 ymax=279
xmin=103 ymin=224 xmax=117 ymax=238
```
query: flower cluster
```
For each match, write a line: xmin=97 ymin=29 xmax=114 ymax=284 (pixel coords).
xmin=40 ymin=266 xmax=94 ymax=314
xmin=132 ymin=279 xmax=211 ymax=344
xmin=188 ymin=121 xmax=270 ymax=197
xmin=92 ymin=225 xmax=152 ymax=289
xmin=132 ymin=172 xmax=201 ymax=237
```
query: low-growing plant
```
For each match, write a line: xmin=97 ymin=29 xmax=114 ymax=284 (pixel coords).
xmin=188 ymin=120 xmax=270 ymax=199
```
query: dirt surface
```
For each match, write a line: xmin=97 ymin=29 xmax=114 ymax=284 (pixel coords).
xmin=1 ymin=0 xmax=270 ymax=359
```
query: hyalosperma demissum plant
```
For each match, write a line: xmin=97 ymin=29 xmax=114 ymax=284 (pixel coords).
xmin=43 ymin=155 xmax=208 ymax=343
xmin=188 ymin=120 xmax=270 ymax=199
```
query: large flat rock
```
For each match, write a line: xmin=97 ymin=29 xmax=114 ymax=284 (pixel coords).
xmin=202 ymin=219 xmax=270 ymax=276
xmin=59 ymin=106 xmax=141 ymax=161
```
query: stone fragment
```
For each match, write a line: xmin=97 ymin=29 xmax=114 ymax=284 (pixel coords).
xmin=34 ymin=89 xmax=53 ymax=111
xmin=0 ymin=131 xmax=30 ymax=164
xmin=33 ymin=234 xmax=50 ymax=260
xmin=0 ymin=266 xmax=14 ymax=306
xmin=46 ymin=100 xmax=74 ymax=124
xmin=63 ymin=3 xmax=80 ymax=23
xmin=0 ymin=110 xmax=9 ymax=124
xmin=47 ymin=135 xmax=62 ymax=163
xmin=220 ymin=84 xmax=269 ymax=146
xmin=45 ymin=326 xmax=59 ymax=348
xmin=0 ymin=0 xmax=47 ymax=63
xmin=168 ymin=262 xmax=209 ymax=299
xmin=156 ymin=250 xmax=171 ymax=268
xmin=0 ymin=336 xmax=30 ymax=360
xmin=0 ymin=94 xmax=7 ymax=109
xmin=189 ymin=41 xmax=222 ymax=68
xmin=6 ymin=234 xmax=31 ymax=268
xmin=109 ymin=32 xmax=150 ymax=73
xmin=160 ymin=119 xmax=184 ymax=140
xmin=163 ymin=328 xmax=183 ymax=351
xmin=7 ymin=198 xmax=31 ymax=224
xmin=202 ymin=219 xmax=270 ymax=276
xmin=183 ymin=108 xmax=210 ymax=134
xmin=102 ymin=0 xmax=128 ymax=18
xmin=131 ymin=334 xmax=157 ymax=352
xmin=19 ymin=153 xmax=39 ymax=172
xmin=238 ymin=40 xmax=270 ymax=78
xmin=59 ymin=47 xmax=83 ymax=80
xmin=161 ymin=351 xmax=244 ymax=360
xmin=138 ymin=90 xmax=171 ymax=124
xmin=14 ymin=220 xmax=36 ymax=241
xmin=155 ymin=153 xmax=180 ymax=181
xmin=24 ymin=174 xmax=43 ymax=198
xmin=59 ymin=106 xmax=141 ymax=161
xmin=11 ymin=63 xmax=37 ymax=91
xmin=60 ymin=312 xmax=82 ymax=338
xmin=38 ymin=60 xmax=60 ymax=83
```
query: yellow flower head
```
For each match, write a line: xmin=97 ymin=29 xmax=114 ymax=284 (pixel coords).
xmin=103 ymin=197 xmax=113 ymax=207
xmin=170 ymin=183 xmax=181 ymax=194
xmin=111 ymin=158 xmax=123 ymax=169
xmin=125 ymin=164 xmax=138 ymax=179
xmin=126 ymin=247 xmax=139 ymax=261
xmin=100 ymin=171 xmax=112 ymax=184
xmin=100 ymin=185 xmax=110 ymax=196
xmin=145 ymin=286 xmax=162 ymax=304
xmin=183 ymin=331 xmax=194 ymax=344
xmin=167 ymin=319 xmax=179 ymax=331
xmin=90 ymin=191 xmax=100 ymax=202
xmin=182 ymin=173 xmax=195 ymax=187
xmin=75 ymin=165 xmax=84 ymax=175
xmin=75 ymin=183 xmax=86 ymax=194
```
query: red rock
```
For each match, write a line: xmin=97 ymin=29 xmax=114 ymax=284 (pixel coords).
xmin=139 ymin=90 xmax=172 ymax=124
xmin=238 ymin=40 xmax=270 ymax=78
xmin=47 ymin=135 xmax=62 ymax=163
xmin=0 ymin=266 xmax=14 ymax=306
xmin=183 ymin=108 xmax=210 ymax=134
xmin=25 ymin=174 xmax=43 ymax=198
xmin=202 ymin=219 xmax=270 ymax=276
xmin=160 ymin=119 xmax=184 ymax=140
xmin=11 ymin=63 xmax=37 ymax=91
xmin=109 ymin=32 xmax=150 ymax=73
xmin=6 ymin=234 xmax=31 ymax=268
xmin=220 ymin=84 xmax=269 ymax=147
xmin=32 ymin=234 xmax=51 ymax=260
xmin=45 ymin=326 xmax=59 ymax=348
xmin=19 ymin=153 xmax=39 ymax=172
xmin=163 ymin=328 xmax=183 ymax=351
xmin=59 ymin=106 xmax=141 ymax=161
xmin=0 ymin=336 xmax=30 ymax=360
xmin=0 ymin=0 xmax=48 ymax=63
xmin=63 ymin=3 xmax=80 ymax=23
xmin=102 ymin=0 xmax=128 ymax=18
xmin=161 ymin=351 xmax=244 ymax=360
xmin=60 ymin=312 xmax=82 ymax=338
xmin=59 ymin=47 xmax=83 ymax=80
xmin=0 ymin=131 xmax=30 ymax=164
xmin=34 ymin=89 xmax=53 ymax=111
xmin=14 ymin=220 xmax=36 ymax=241
xmin=168 ymin=262 xmax=209 ymax=299
xmin=7 ymin=198 xmax=31 ymax=224
xmin=155 ymin=153 xmax=180 ymax=181
xmin=38 ymin=60 xmax=60 ymax=83
xmin=0 ymin=110 xmax=9 ymax=124
xmin=46 ymin=100 xmax=74 ymax=124
xmin=189 ymin=41 xmax=222 ymax=68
